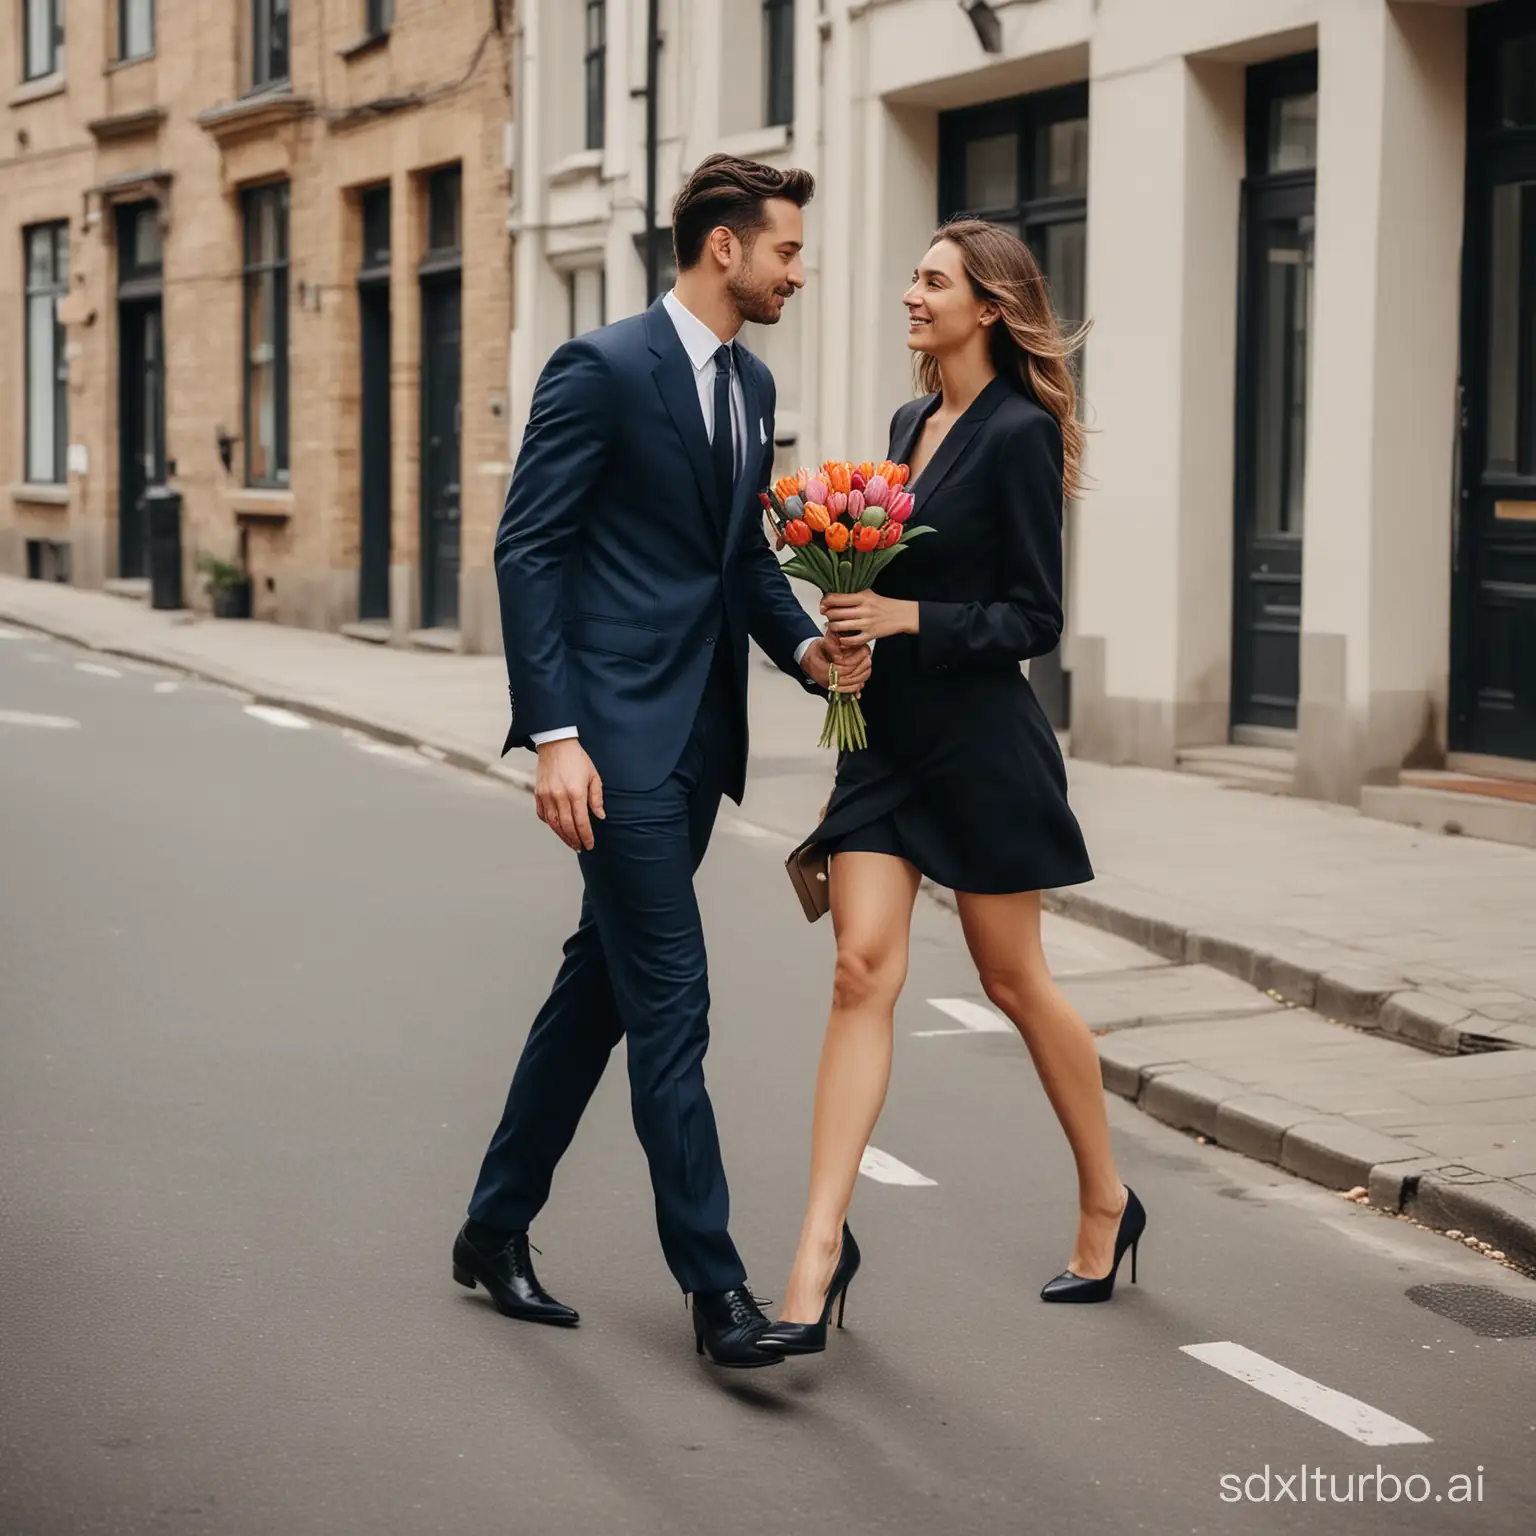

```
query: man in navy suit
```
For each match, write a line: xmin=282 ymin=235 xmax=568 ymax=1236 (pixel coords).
xmin=454 ymin=156 xmax=868 ymax=1367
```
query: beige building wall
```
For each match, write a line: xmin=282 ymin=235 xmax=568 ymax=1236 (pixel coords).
xmin=1 ymin=1 xmax=513 ymax=652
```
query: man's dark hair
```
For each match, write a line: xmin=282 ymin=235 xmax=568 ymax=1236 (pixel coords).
xmin=671 ymin=154 xmax=815 ymax=270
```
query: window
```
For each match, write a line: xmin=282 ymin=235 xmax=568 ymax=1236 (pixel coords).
xmin=427 ymin=166 xmax=462 ymax=256
xmin=764 ymin=0 xmax=794 ymax=128
xmin=119 ymin=0 xmax=154 ymax=61
xmin=252 ymin=0 xmax=290 ymax=90
xmin=23 ymin=0 xmax=64 ymax=81
xmin=939 ymin=85 xmax=1090 ymax=331
xmin=367 ymin=0 xmax=394 ymax=37
xmin=242 ymin=184 xmax=290 ymax=487
xmin=24 ymin=222 xmax=68 ymax=485
xmin=567 ymin=267 xmax=606 ymax=338
xmin=585 ymin=1 xmax=606 ymax=151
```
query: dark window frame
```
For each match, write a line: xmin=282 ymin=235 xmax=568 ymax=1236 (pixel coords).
xmin=23 ymin=0 xmax=65 ymax=82
xmin=938 ymin=83 xmax=1089 ymax=276
xmin=118 ymin=0 xmax=155 ymax=62
xmin=23 ymin=220 xmax=69 ymax=486
xmin=242 ymin=183 xmax=291 ymax=489
xmin=252 ymin=0 xmax=291 ymax=91
xmin=585 ymin=0 xmax=606 ymax=151
xmin=366 ymin=0 xmax=394 ymax=39
xmin=764 ymin=0 xmax=795 ymax=129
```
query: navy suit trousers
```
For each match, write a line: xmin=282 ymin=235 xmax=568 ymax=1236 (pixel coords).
xmin=467 ymin=662 xmax=746 ymax=1295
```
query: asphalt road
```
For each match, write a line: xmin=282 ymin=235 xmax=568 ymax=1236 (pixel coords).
xmin=2 ymin=625 xmax=1534 ymax=1536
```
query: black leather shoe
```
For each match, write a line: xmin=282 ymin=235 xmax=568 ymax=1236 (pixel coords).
xmin=452 ymin=1224 xmax=579 ymax=1327
xmin=691 ymin=1286 xmax=784 ymax=1368
xmin=1039 ymin=1188 xmax=1147 ymax=1304
xmin=757 ymin=1223 xmax=861 ymax=1357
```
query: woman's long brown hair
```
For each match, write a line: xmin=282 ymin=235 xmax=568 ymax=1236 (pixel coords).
xmin=915 ymin=219 xmax=1088 ymax=500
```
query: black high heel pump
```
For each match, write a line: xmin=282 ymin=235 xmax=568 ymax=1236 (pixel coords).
xmin=756 ymin=1223 xmax=861 ymax=1356
xmin=1039 ymin=1188 xmax=1146 ymax=1304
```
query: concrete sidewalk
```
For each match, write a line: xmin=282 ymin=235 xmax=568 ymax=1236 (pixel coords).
xmin=4 ymin=575 xmax=1535 ymax=1271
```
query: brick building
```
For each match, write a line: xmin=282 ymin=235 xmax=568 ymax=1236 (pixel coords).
xmin=2 ymin=1 xmax=513 ymax=650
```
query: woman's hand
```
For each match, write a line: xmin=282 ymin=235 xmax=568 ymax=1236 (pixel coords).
xmin=821 ymin=591 xmax=919 ymax=647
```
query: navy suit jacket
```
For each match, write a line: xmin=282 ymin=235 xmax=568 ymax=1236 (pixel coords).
xmin=495 ymin=298 xmax=821 ymax=802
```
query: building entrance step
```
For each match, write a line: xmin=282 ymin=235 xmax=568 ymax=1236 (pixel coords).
xmin=1362 ymin=772 xmax=1536 ymax=849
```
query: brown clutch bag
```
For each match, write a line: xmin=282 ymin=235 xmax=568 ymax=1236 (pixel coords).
xmin=786 ymin=843 xmax=831 ymax=923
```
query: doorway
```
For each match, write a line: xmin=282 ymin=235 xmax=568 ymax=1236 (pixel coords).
xmin=116 ymin=204 xmax=166 ymax=580
xmin=1231 ymin=56 xmax=1317 ymax=736
xmin=419 ymin=167 xmax=462 ymax=632
xmin=357 ymin=186 xmax=392 ymax=622
xmin=1454 ymin=3 xmax=1536 ymax=763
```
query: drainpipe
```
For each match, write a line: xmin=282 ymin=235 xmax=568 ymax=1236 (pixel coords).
xmin=643 ymin=0 xmax=661 ymax=303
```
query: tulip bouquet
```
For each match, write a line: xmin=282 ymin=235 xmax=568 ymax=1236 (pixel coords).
xmin=761 ymin=459 xmax=933 ymax=751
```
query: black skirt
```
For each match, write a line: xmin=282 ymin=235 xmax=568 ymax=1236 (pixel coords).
xmin=801 ymin=643 xmax=1093 ymax=897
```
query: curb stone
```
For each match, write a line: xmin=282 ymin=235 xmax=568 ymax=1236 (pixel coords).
xmin=1044 ymin=885 xmax=1529 ymax=1058
xmin=1101 ymin=1058 xmax=1536 ymax=1277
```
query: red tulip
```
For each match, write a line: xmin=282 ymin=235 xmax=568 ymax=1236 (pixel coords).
xmin=850 ymin=471 xmax=867 ymax=492
xmin=878 ymin=521 xmax=902 ymax=549
xmin=785 ymin=519 xmax=812 ymax=547
xmin=854 ymin=525 xmax=881 ymax=553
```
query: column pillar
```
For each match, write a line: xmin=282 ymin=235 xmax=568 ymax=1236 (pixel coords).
xmin=1296 ymin=0 xmax=1465 ymax=801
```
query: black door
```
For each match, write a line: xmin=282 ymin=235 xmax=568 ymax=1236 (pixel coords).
xmin=419 ymin=167 xmax=462 ymax=631
xmin=1454 ymin=5 xmax=1536 ymax=762
xmin=358 ymin=186 xmax=392 ymax=621
xmin=420 ymin=278 xmax=461 ymax=629
xmin=1232 ymin=58 xmax=1317 ymax=733
xmin=117 ymin=205 xmax=166 ymax=579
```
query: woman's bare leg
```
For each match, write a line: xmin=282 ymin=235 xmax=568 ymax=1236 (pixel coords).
xmin=955 ymin=889 xmax=1127 ymax=1278
xmin=777 ymin=852 xmax=922 ymax=1323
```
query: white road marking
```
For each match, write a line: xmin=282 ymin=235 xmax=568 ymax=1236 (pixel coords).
xmin=0 ymin=709 xmax=80 ymax=730
xmin=153 ymin=681 xmax=180 ymax=694
xmin=75 ymin=662 xmax=122 ymax=678
xmin=243 ymin=705 xmax=311 ymax=730
xmin=358 ymin=741 xmax=431 ymax=768
xmin=858 ymin=1146 xmax=937 ymax=1187
xmin=1180 ymin=1342 xmax=1432 ymax=1446
xmin=0 ymin=627 xmax=25 ymax=639
xmin=914 ymin=997 xmax=1014 ymax=1036
xmin=418 ymin=744 xmax=448 ymax=762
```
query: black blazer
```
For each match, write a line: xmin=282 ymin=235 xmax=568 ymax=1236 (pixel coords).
xmin=805 ymin=373 xmax=1092 ymax=896
xmin=494 ymin=298 xmax=819 ymax=801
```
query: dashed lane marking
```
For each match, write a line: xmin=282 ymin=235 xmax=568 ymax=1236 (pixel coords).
xmin=75 ymin=662 xmax=122 ymax=678
xmin=859 ymin=1146 xmax=937 ymax=1187
xmin=153 ymin=681 xmax=179 ymax=694
xmin=1180 ymin=1342 xmax=1432 ymax=1446
xmin=0 ymin=710 xmax=80 ymax=730
xmin=243 ymin=705 xmax=312 ymax=730
xmin=915 ymin=997 xmax=1014 ymax=1037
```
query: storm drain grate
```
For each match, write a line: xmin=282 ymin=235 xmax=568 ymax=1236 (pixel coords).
xmin=1405 ymin=1283 xmax=1536 ymax=1338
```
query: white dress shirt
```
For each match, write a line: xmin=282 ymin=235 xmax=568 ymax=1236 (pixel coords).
xmin=531 ymin=291 xmax=813 ymax=747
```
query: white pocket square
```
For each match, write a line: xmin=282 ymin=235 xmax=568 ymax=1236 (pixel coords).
xmin=759 ymin=418 xmax=768 ymax=445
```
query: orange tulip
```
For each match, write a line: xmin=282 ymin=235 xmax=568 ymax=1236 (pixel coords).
xmin=854 ymin=525 xmax=881 ymax=553
xmin=784 ymin=519 xmax=812 ymax=547
xmin=803 ymin=501 xmax=832 ymax=532
xmin=773 ymin=475 xmax=800 ymax=503
xmin=824 ymin=522 xmax=851 ymax=552
xmin=893 ymin=463 xmax=911 ymax=487
xmin=824 ymin=462 xmax=853 ymax=496
xmin=857 ymin=462 xmax=876 ymax=482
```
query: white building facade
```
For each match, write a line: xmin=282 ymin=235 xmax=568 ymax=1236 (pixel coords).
xmin=506 ymin=0 xmax=1536 ymax=809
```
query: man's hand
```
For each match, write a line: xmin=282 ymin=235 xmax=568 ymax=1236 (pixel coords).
xmin=534 ymin=738 xmax=605 ymax=851
xmin=801 ymin=634 xmax=871 ymax=694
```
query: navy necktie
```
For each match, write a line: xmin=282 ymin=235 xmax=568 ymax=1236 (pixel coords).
xmin=711 ymin=343 xmax=737 ymax=513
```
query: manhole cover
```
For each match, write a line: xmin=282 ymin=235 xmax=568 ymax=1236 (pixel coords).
xmin=1405 ymin=1283 xmax=1536 ymax=1338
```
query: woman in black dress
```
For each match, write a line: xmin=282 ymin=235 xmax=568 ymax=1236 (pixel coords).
xmin=758 ymin=222 xmax=1145 ymax=1356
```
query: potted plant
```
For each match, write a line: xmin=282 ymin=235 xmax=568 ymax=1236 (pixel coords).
xmin=198 ymin=553 xmax=253 ymax=619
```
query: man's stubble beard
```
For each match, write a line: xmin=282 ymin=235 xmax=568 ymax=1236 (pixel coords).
xmin=727 ymin=265 xmax=789 ymax=327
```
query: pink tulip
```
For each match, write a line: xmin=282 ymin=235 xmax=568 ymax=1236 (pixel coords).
xmin=864 ymin=475 xmax=890 ymax=508
xmin=887 ymin=490 xmax=914 ymax=523
xmin=828 ymin=490 xmax=848 ymax=516
xmin=846 ymin=489 xmax=865 ymax=519
xmin=804 ymin=476 xmax=829 ymax=506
